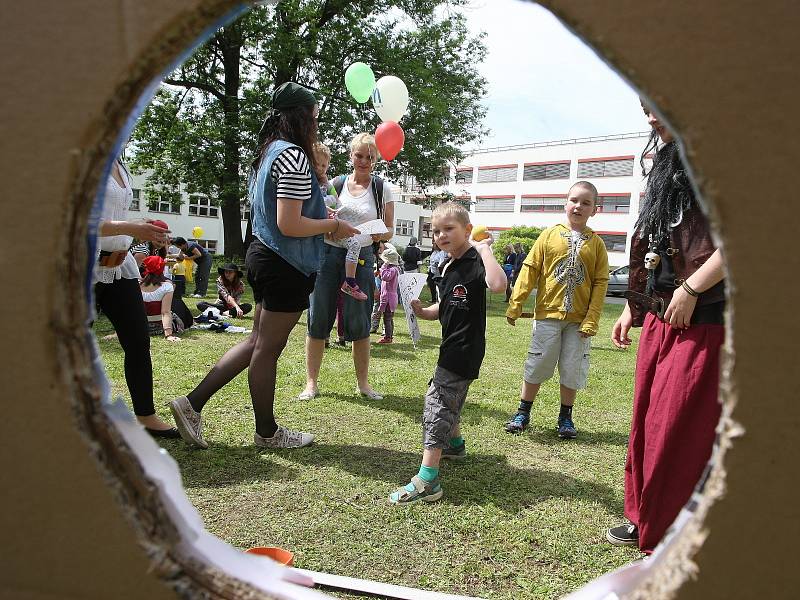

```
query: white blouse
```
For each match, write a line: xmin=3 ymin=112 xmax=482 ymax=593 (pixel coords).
xmin=93 ymin=161 xmax=141 ymax=284
xmin=326 ymin=175 xmax=394 ymax=249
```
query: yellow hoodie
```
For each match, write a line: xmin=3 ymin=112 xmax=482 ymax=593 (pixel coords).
xmin=507 ymin=224 xmax=609 ymax=335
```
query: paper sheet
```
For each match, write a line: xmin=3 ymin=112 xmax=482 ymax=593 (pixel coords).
xmin=397 ymin=273 xmax=428 ymax=347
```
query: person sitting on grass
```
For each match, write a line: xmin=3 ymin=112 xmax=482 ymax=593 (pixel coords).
xmin=140 ymin=255 xmax=183 ymax=342
xmin=504 ymin=181 xmax=609 ymax=439
xmin=197 ymin=263 xmax=253 ymax=318
xmin=374 ymin=245 xmax=400 ymax=344
xmin=389 ymin=202 xmax=507 ymax=504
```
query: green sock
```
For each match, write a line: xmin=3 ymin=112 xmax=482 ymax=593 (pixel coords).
xmin=449 ymin=436 xmax=464 ymax=448
xmin=418 ymin=465 xmax=439 ymax=482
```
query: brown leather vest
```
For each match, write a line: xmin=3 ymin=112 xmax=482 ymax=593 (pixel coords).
xmin=628 ymin=207 xmax=725 ymax=326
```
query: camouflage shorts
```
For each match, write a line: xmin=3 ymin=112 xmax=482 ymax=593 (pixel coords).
xmin=422 ymin=366 xmax=473 ymax=449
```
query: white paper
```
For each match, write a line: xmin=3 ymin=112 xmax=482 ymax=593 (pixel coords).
xmin=354 ymin=219 xmax=389 ymax=235
xmin=397 ymin=273 xmax=428 ymax=347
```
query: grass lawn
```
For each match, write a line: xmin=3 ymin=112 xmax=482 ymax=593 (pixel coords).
xmin=95 ymin=288 xmax=642 ymax=599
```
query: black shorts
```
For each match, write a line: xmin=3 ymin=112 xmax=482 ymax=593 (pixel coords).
xmin=245 ymin=239 xmax=316 ymax=313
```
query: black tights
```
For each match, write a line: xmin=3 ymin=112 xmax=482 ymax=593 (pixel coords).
xmin=95 ymin=278 xmax=154 ymax=416
xmin=186 ymin=304 xmax=301 ymax=438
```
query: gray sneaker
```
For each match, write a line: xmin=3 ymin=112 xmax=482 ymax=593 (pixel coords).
xmin=254 ymin=426 xmax=314 ymax=449
xmin=441 ymin=442 xmax=466 ymax=461
xmin=169 ymin=396 xmax=208 ymax=449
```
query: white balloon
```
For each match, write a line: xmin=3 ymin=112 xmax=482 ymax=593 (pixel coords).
xmin=371 ymin=75 xmax=409 ymax=123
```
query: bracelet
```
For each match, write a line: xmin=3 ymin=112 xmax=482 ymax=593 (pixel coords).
xmin=333 ymin=219 xmax=341 ymax=234
xmin=681 ymin=280 xmax=699 ymax=297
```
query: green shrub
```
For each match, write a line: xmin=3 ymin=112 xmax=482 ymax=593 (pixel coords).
xmin=493 ymin=225 xmax=544 ymax=262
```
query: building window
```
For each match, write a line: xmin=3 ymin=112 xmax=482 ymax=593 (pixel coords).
xmin=421 ymin=218 xmax=432 ymax=239
xmin=148 ymin=192 xmax=181 ymax=214
xmin=598 ymin=234 xmax=627 ymax=253
xmin=396 ymin=219 xmax=414 ymax=236
xmin=476 ymin=165 xmax=517 ymax=183
xmin=454 ymin=169 xmax=472 ymax=184
xmin=197 ymin=239 xmax=217 ymax=254
xmin=522 ymin=161 xmax=570 ymax=180
xmin=241 ymin=201 xmax=250 ymax=222
xmin=598 ymin=194 xmax=631 ymax=213
xmin=475 ymin=197 xmax=515 ymax=212
xmin=577 ymin=157 xmax=634 ymax=178
xmin=520 ymin=196 xmax=564 ymax=212
xmin=188 ymin=195 xmax=218 ymax=218
xmin=129 ymin=189 xmax=141 ymax=211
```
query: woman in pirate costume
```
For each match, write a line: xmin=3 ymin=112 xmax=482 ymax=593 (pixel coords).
xmin=607 ymin=105 xmax=726 ymax=552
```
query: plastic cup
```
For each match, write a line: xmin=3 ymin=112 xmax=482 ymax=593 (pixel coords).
xmin=246 ymin=546 xmax=294 ymax=566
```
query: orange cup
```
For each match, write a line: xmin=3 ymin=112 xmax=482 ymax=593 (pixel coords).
xmin=246 ymin=546 xmax=294 ymax=566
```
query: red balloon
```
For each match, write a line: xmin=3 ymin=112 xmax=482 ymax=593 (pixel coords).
xmin=375 ymin=121 xmax=405 ymax=161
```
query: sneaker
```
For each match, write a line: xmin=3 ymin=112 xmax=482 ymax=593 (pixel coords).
xmin=441 ymin=442 xmax=466 ymax=461
xmin=557 ymin=417 xmax=578 ymax=439
xmin=169 ymin=396 xmax=208 ymax=449
xmin=340 ymin=281 xmax=368 ymax=301
xmin=504 ymin=411 xmax=530 ymax=434
xmin=389 ymin=475 xmax=443 ymax=504
xmin=376 ymin=337 xmax=393 ymax=344
xmin=191 ymin=293 xmax=204 ymax=298
xmin=606 ymin=523 xmax=639 ymax=546
xmin=254 ymin=425 xmax=314 ymax=449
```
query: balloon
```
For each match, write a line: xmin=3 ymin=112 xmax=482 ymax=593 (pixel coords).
xmin=375 ymin=121 xmax=405 ymax=161
xmin=192 ymin=226 xmax=204 ymax=239
xmin=371 ymin=76 xmax=409 ymax=123
xmin=344 ymin=62 xmax=376 ymax=103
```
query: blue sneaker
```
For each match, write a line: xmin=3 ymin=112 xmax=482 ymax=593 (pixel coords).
xmin=504 ymin=411 xmax=530 ymax=434
xmin=557 ymin=417 xmax=578 ymax=439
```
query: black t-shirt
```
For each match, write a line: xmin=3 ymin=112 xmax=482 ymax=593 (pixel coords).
xmin=186 ymin=241 xmax=209 ymax=260
xmin=402 ymin=245 xmax=421 ymax=271
xmin=436 ymin=247 xmax=488 ymax=380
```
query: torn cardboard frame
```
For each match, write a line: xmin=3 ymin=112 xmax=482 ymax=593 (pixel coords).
xmin=2 ymin=0 xmax=798 ymax=599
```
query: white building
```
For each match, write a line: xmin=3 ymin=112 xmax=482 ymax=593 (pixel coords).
xmin=127 ymin=173 xmax=432 ymax=255
xmin=435 ymin=131 xmax=653 ymax=266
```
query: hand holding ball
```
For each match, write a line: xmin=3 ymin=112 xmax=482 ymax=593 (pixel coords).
xmin=471 ymin=224 xmax=490 ymax=242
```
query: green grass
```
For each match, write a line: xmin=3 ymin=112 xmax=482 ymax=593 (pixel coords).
xmin=96 ymin=290 xmax=641 ymax=599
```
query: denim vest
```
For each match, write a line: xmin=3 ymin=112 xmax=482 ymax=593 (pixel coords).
xmin=250 ymin=140 xmax=327 ymax=276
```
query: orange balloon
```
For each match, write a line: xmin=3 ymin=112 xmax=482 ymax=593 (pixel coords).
xmin=375 ymin=121 xmax=405 ymax=161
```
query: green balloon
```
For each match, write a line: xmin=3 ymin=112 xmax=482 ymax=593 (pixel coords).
xmin=345 ymin=62 xmax=376 ymax=104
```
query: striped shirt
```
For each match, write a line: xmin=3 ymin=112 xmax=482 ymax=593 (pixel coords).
xmin=270 ymin=146 xmax=312 ymax=201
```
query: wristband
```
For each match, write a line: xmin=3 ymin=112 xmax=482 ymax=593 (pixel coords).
xmin=681 ymin=280 xmax=699 ymax=297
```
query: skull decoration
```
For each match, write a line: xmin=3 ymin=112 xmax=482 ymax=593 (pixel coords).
xmin=644 ymin=252 xmax=661 ymax=270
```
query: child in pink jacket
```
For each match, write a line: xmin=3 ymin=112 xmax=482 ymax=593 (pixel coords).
xmin=376 ymin=246 xmax=401 ymax=344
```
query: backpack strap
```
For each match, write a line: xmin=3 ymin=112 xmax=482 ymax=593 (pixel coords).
xmin=370 ymin=175 xmax=385 ymax=221
xmin=332 ymin=175 xmax=347 ymax=197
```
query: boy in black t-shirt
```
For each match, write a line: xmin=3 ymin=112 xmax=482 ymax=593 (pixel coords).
xmin=389 ymin=203 xmax=507 ymax=504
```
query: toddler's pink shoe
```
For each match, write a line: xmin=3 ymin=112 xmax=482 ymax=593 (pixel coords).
xmin=340 ymin=281 xmax=368 ymax=301
xmin=376 ymin=337 xmax=393 ymax=344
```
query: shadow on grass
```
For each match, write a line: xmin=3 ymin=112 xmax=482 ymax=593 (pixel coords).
xmin=165 ymin=440 xmax=304 ymax=489
xmin=268 ymin=443 xmax=624 ymax=515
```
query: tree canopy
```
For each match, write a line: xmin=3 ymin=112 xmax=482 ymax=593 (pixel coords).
xmin=129 ymin=0 xmax=488 ymax=258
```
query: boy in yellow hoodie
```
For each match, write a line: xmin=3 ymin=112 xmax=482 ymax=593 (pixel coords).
xmin=505 ymin=181 xmax=609 ymax=439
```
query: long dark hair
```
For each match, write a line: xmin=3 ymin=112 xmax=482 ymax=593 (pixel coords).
xmin=141 ymin=271 xmax=167 ymax=287
xmin=635 ymin=136 xmax=698 ymax=244
xmin=251 ymin=104 xmax=318 ymax=175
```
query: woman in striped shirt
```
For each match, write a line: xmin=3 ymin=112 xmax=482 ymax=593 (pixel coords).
xmin=170 ymin=82 xmax=359 ymax=450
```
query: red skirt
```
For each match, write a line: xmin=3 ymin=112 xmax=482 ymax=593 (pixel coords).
xmin=624 ymin=312 xmax=724 ymax=553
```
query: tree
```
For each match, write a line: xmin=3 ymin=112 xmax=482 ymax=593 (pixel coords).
xmin=493 ymin=225 xmax=543 ymax=263
xmin=129 ymin=1 xmax=487 ymax=259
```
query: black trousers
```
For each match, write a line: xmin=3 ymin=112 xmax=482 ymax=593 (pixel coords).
xmin=94 ymin=277 xmax=155 ymax=416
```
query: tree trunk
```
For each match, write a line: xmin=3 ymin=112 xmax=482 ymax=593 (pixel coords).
xmin=219 ymin=26 xmax=245 ymax=259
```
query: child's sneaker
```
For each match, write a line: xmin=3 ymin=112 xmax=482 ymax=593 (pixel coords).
xmin=340 ymin=281 xmax=368 ymax=301
xmin=441 ymin=441 xmax=466 ymax=461
xmin=254 ymin=425 xmax=314 ymax=449
xmin=389 ymin=475 xmax=443 ymax=504
xmin=169 ymin=396 xmax=207 ymax=449
xmin=376 ymin=337 xmax=393 ymax=344
xmin=504 ymin=411 xmax=530 ymax=434
xmin=557 ymin=417 xmax=578 ymax=439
